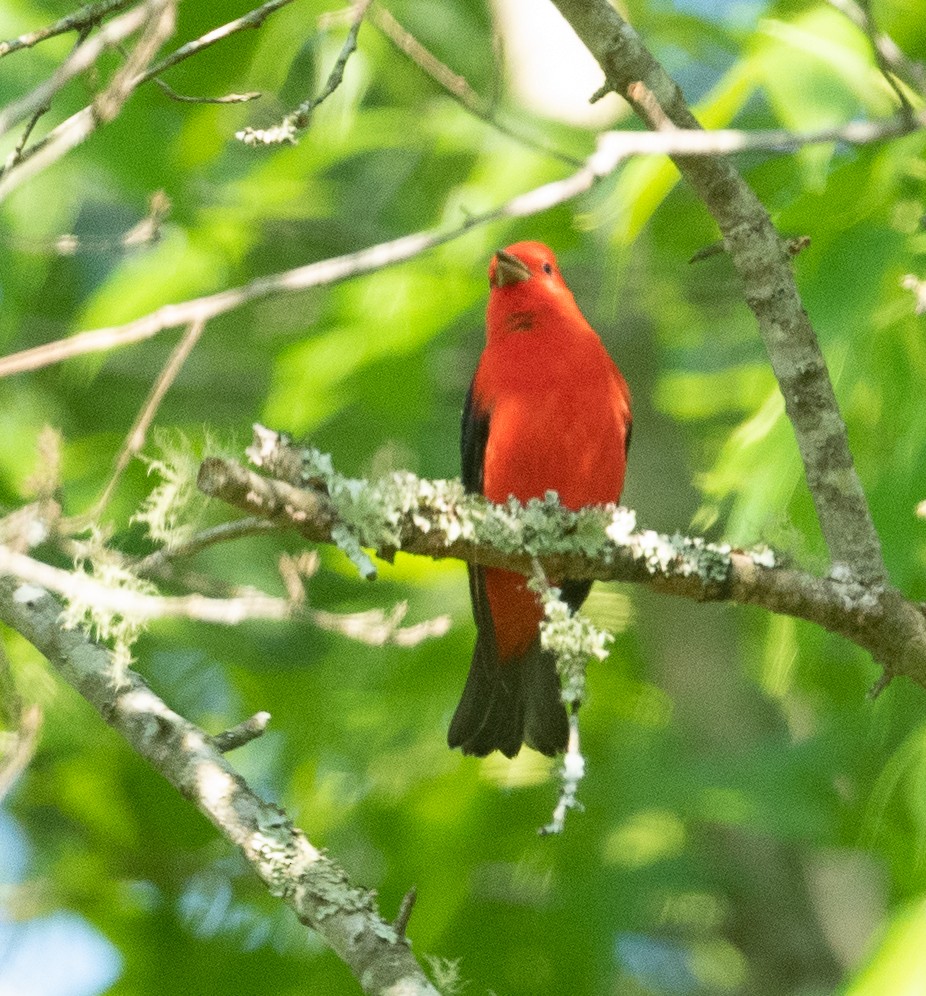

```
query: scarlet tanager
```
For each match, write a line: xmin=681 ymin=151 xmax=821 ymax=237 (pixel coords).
xmin=448 ymin=242 xmax=632 ymax=758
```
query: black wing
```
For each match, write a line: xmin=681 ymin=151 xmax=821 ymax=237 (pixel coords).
xmin=460 ymin=378 xmax=494 ymax=637
xmin=461 ymin=379 xmax=490 ymax=496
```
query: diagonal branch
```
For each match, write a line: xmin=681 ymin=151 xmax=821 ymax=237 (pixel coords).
xmin=0 ymin=0 xmax=176 ymax=200
xmin=371 ymin=5 xmax=583 ymax=167
xmin=0 ymin=0 xmax=137 ymax=58
xmin=81 ymin=317 xmax=206 ymax=525
xmin=236 ymin=0 xmax=372 ymax=146
xmin=0 ymin=1 xmax=158 ymax=137
xmin=2 ymin=109 xmax=923 ymax=376
xmin=548 ymin=0 xmax=888 ymax=585
xmin=0 ymin=579 xmax=439 ymax=996
xmin=2 ymin=0 xmax=298 ymax=178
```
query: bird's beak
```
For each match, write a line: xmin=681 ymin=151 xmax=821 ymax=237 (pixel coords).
xmin=493 ymin=250 xmax=532 ymax=287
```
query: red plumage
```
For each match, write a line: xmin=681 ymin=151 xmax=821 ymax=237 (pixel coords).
xmin=449 ymin=242 xmax=632 ymax=757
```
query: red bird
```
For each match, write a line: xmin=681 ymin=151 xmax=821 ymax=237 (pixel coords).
xmin=448 ymin=242 xmax=632 ymax=758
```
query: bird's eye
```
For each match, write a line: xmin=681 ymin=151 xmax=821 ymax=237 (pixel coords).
xmin=542 ymin=263 xmax=553 ymax=274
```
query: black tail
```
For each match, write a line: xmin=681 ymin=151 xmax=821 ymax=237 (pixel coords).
xmin=448 ymin=637 xmax=569 ymax=758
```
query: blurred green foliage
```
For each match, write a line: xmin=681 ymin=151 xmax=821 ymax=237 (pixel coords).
xmin=1 ymin=0 xmax=926 ymax=993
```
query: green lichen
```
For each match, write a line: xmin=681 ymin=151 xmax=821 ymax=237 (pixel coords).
xmin=529 ymin=568 xmax=613 ymax=705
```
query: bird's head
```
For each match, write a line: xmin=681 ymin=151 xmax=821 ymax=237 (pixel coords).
xmin=486 ymin=241 xmax=584 ymax=339
xmin=489 ymin=241 xmax=561 ymax=289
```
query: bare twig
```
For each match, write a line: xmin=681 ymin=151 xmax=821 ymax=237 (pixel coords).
xmin=212 ymin=711 xmax=271 ymax=752
xmin=867 ymin=671 xmax=893 ymax=700
xmin=1 ymin=0 xmax=298 ymax=185
xmin=0 ymin=0 xmax=176 ymax=201
xmin=11 ymin=189 xmax=170 ymax=256
xmin=0 ymin=2 xmax=157 ymax=137
xmin=4 ymin=108 xmax=924 ymax=378
xmin=152 ymin=77 xmax=261 ymax=104
xmin=827 ymin=0 xmax=926 ymax=100
xmin=83 ymin=317 xmax=205 ymax=524
xmin=5 ymin=24 xmax=94 ymax=174
xmin=371 ymin=5 xmax=583 ymax=167
xmin=312 ymin=603 xmax=452 ymax=647
xmin=135 ymin=518 xmax=276 ymax=577
xmin=0 ymin=544 xmax=295 ymax=625
xmin=141 ymin=0 xmax=298 ymax=81
xmin=237 ymin=0 xmax=372 ymax=145
xmin=394 ymin=887 xmax=418 ymax=940
xmin=0 ymin=0 xmax=136 ymax=58
xmin=0 ymin=579 xmax=440 ymax=996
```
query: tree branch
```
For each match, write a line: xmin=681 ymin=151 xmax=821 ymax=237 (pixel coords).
xmin=0 ymin=579 xmax=440 ymax=996
xmin=3 ymin=108 xmax=923 ymax=377
xmin=0 ymin=0 xmax=176 ymax=200
xmin=549 ymin=0 xmax=888 ymax=585
xmin=370 ymin=5 xmax=583 ymax=168
xmin=195 ymin=431 xmax=926 ymax=687
xmin=0 ymin=1 xmax=158 ymax=137
xmin=236 ymin=0 xmax=372 ymax=146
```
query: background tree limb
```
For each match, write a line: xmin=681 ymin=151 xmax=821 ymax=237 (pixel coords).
xmin=0 ymin=578 xmax=440 ymax=996
xmin=550 ymin=0 xmax=888 ymax=585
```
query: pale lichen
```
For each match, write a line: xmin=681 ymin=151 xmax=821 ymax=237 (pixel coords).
xmin=134 ymin=430 xmax=210 ymax=551
xmin=62 ymin=528 xmax=159 ymax=684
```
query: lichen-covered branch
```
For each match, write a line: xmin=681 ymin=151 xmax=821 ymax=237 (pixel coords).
xmin=549 ymin=0 xmax=887 ymax=585
xmin=196 ymin=430 xmax=926 ymax=687
xmin=0 ymin=579 xmax=439 ymax=996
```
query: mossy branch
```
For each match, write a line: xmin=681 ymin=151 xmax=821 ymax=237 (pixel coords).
xmin=197 ymin=427 xmax=926 ymax=690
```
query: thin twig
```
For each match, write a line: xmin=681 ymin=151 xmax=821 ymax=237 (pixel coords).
xmin=4 ymin=106 xmax=925 ymax=377
xmin=827 ymin=0 xmax=926 ymax=100
xmin=141 ymin=0 xmax=298 ymax=81
xmin=0 ymin=544 xmax=295 ymax=625
xmin=5 ymin=24 xmax=95 ymax=173
xmin=371 ymin=6 xmax=582 ymax=168
xmin=867 ymin=671 xmax=893 ymax=700
xmin=394 ymin=887 xmax=418 ymax=940
xmin=236 ymin=0 xmax=372 ymax=145
xmin=134 ymin=518 xmax=276 ymax=577
xmin=152 ymin=77 xmax=261 ymax=104
xmin=10 ymin=189 xmax=170 ymax=256
xmin=1 ymin=0 xmax=299 ymax=186
xmin=0 ymin=0 xmax=176 ymax=201
xmin=81 ymin=317 xmax=205 ymax=525
xmin=0 ymin=2 xmax=157 ymax=138
xmin=0 ymin=0 xmax=136 ymax=58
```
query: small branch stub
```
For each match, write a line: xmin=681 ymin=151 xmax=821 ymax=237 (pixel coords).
xmin=212 ymin=711 xmax=271 ymax=752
